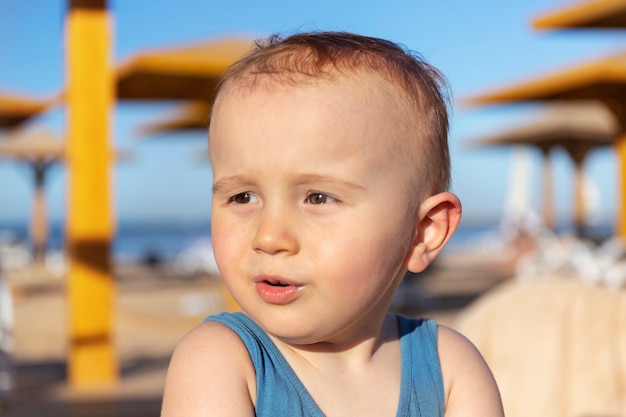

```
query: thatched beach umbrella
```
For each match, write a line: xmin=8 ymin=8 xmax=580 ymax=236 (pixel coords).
xmin=0 ymin=92 xmax=49 ymax=129
xmin=115 ymin=38 xmax=253 ymax=101
xmin=136 ymin=101 xmax=212 ymax=137
xmin=0 ymin=127 xmax=131 ymax=264
xmin=533 ymin=0 xmax=626 ymax=30
xmin=470 ymin=101 xmax=618 ymax=235
xmin=0 ymin=130 xmax=63 ymax=261
xmin=463 ymin=51 xmax=626 ymax=238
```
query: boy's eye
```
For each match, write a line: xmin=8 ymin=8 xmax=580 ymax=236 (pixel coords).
xmin=306 ymin=193 xmax=333 ymax=205
xmin=229 ymin=192 xmax=256 ymax=204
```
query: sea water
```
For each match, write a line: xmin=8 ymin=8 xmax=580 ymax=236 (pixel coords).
xmin=0 ymin=219 xmax=613 ymax=265
xmin=0 ymin=220 xmax=210 ymax=265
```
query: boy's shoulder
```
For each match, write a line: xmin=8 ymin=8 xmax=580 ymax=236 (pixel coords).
xmin=178 ymin=317 xmax=250 ymax=357
xmin=437 ymin=324 xmax=505 ymax=416
xmin=161 ymin=319 xmax=257 ymax=416
xmin=175 ymin=317 xmax=257 ymax=378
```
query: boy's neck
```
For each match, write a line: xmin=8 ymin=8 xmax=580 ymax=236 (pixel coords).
xmin=268 ymin=313 xmax=399 ymax=368
xmin=267 ymin=313 xmax=402 ymax=417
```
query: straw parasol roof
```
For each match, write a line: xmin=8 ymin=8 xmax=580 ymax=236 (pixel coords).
xmin=0 ymin=129 xmax=64 ymax=160
xmin=0 ymin=129 xmax=64 ymax=261
xmin=115 ymin=37 xmax=254 ymax=101
xmin=0 ymin=128 xmax=131 ymax=261
xmin=0 ymin=129 xmax=132 ymax=162
xmin=0 ymin=92 xmax=50 ymax=128
xmin=47 ymin=37 xmax=254 ymax=104
xmin=533 ymin=0 xmax=626 ymax=30
xmin=136 ymin=101 xmax=212 ymax=137
xmin=462 ymin=51 xmax=626 ymax=237
xmin=462 ymin=51 xmax=626 ymax=106
xmin=469 ymin=101 xmax=618 ymax=234
xmin=469 ymin=101 xmax=618 ymax=150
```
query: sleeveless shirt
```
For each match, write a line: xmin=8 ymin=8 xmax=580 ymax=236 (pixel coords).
xmin=205 ymin=312 xmax=444 ymax=416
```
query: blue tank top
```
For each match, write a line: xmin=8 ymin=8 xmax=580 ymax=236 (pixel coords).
xmin=205 ymin=312 xmax=444 ymax=416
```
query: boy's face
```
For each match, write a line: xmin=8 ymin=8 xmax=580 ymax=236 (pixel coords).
xmin=209 ymin=72 xmax=420 ymax=346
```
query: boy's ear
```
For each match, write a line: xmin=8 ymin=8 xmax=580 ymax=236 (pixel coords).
xmin=404 ymin=192 xmax=462 ymax=273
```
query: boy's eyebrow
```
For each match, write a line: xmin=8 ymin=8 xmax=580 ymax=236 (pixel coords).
xmin=212 ymin=174 xmax=366 ymax=192
xmin=212 ymin=176 xmax=250 ymax=193
xmin=292 ymin=173 xmax=366 ymax=191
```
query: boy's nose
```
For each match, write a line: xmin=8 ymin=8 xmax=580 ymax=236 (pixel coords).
xmin=252 ymin=208 xmax=299 ymax=255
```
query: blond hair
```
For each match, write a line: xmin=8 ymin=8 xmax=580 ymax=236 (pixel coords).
xmin=214 ymin=31 xmax=451 ymax=196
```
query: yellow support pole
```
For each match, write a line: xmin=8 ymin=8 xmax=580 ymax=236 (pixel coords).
xmin=65 ymin=0 xmax=117 ymax=387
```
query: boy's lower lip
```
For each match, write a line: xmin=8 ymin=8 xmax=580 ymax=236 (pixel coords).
xmin=255 ymin=281 xmax=303 ymax=304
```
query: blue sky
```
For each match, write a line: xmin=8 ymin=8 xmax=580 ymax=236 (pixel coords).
xmin=1 ymin=0 xmax=625 ymax=229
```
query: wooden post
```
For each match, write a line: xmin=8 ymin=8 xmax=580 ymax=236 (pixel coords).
xmin=30 ymin=163 xmax=49 ymax=263
xmin=538 ymin=146 xmax=555 ymax=231
xmin=65 ymin=0 xmax=117 ymax=387
xmin=572 ymin=160 xmax=586 ymax=238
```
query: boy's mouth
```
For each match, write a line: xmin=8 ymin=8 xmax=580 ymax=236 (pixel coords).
xmin=254 ymin=275 xmax=303 ymax=304
xmin=255 ymin=275 xmax=299 ymax=286
xmin=265 ymin=279 xmax=289 ymax=287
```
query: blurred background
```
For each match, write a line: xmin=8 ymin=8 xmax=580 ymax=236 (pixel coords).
xmin=1 ymin=0 xmax=624 ymax=257
xmin=1 ymin=1 xmax=625 ymax=416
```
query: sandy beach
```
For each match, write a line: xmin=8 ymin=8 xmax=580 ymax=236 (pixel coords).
xmin=0 ymin=249 xmax=512 ymax=416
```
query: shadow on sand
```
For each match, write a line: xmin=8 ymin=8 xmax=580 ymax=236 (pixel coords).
xmin=2 ymin=357 xmax=168 ymax=417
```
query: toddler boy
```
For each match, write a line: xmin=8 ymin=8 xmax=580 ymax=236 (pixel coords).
xmin=161 ymin=31 xmax=504 ymax=417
